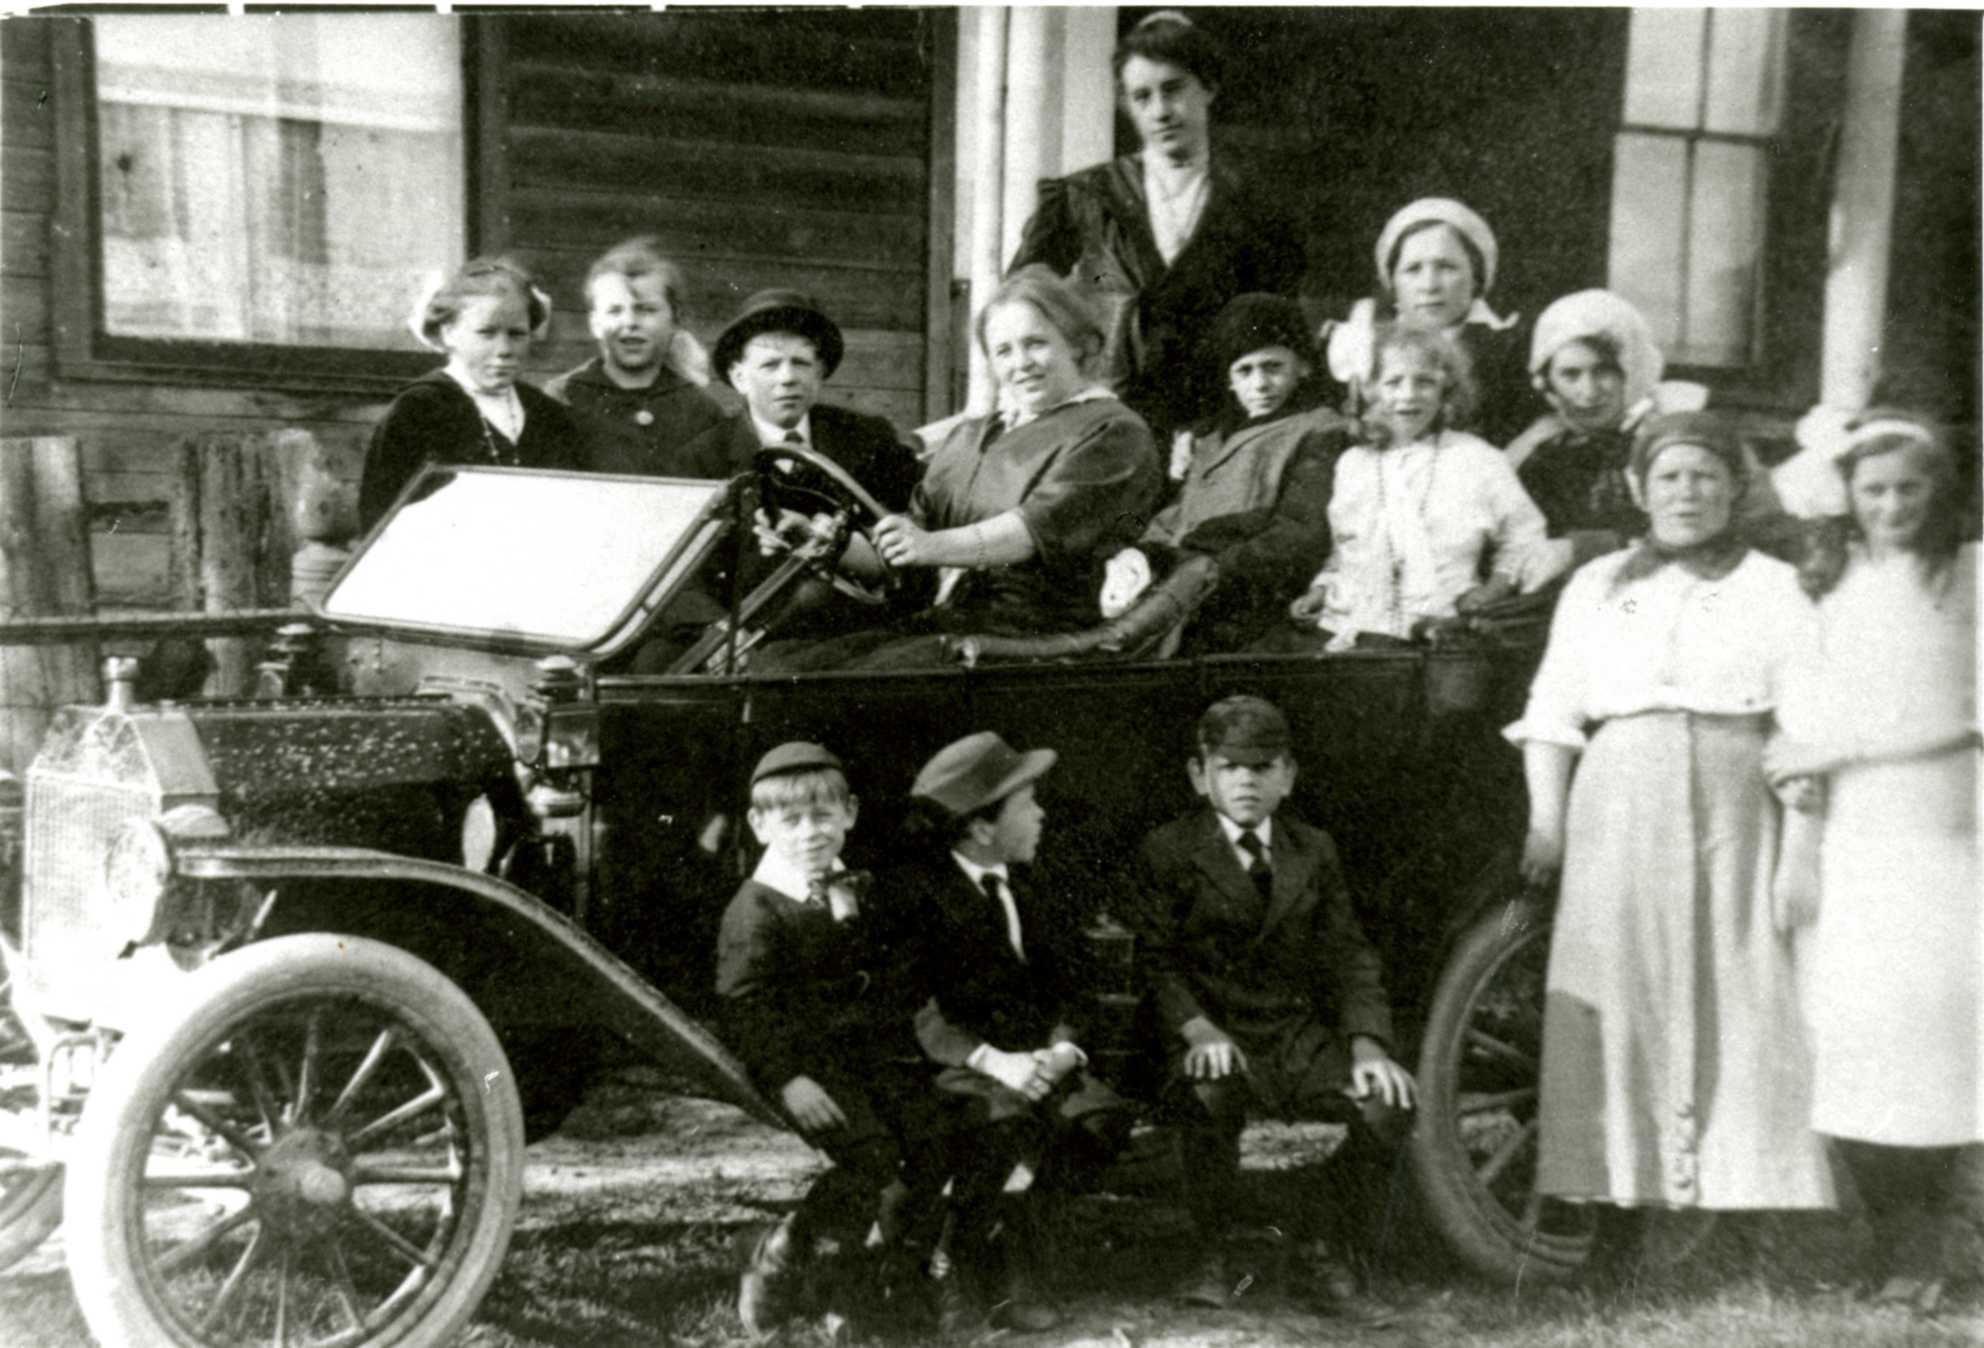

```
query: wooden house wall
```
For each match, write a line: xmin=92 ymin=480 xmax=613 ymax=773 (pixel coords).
xmin=0 ymin=12 xmax=948 ymax=610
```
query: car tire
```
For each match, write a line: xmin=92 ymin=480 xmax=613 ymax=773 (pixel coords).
xmin=65 ymin=934 xmax=524 ymax=1348
xmin=0 ymin=968 xmax=61 ymax=1272
xmin=1409 ymin=895 xmax=1596 ymax=1284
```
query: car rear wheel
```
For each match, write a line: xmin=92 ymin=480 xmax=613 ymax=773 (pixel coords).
xmin=1410 ymin=895 xmax=1597 ymax=1283
xmin=66 ymin=934 xmax=524 ymax=1348
xmin=0 ymin=967 xmax=61 ymax=1271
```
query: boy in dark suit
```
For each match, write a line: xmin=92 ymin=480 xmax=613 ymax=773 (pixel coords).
xmin=899 ymin=731 xmax=1130 ymax=1334
xmin=715 ymin=742 xmax=946 ymax=1336
xmin=1130 ymin=695 xmax=1414 ymax=1325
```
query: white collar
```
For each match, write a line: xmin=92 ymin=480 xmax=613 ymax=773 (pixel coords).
xmin=752 ymin=847 xmax=842 ymax=903
xmin=951 ymin=851 xmax=1009 ymax=890
xmin=998 ymin=384 xmax=1113 ymax=432
xmin=751 ymin=408 xmax=813 ymax=450
xmin=1215 ymin=814 xmax=1273 ymax=851
xmin=443 ymin=363 xmax=520 ymax=407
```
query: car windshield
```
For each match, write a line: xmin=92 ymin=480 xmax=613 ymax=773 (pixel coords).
xmin=320 ymin=467 xmax=729 ymax=649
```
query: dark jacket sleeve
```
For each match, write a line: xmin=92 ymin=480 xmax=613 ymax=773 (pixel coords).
xmin=360 ymin=381 xmax=462 ymax=532
xmin=714 ymin=888 xmax=807 ymax=1092
xmin=1304 ymin=828 xmax=1395 ymax=1049
xmin=1007 ymin=175 xmax=1080 ymax=276
xmin=1126 ymin=829 xmax=1216 ymax=1035
xmin=1177 ymin=426 xmax=1345 ymax=602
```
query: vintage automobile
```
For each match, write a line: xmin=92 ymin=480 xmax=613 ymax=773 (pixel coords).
xmin=0 ymin=452 xmax=1587 ymax=1348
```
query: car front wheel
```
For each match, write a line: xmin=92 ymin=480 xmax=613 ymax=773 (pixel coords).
xmin=65 ymin=934 xmax=525 ymax=1348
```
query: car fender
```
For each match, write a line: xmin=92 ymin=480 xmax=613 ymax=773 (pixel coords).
xmin=171 ymin=842 xmax=778 ymax=1126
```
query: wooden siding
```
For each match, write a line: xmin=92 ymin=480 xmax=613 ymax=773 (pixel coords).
xmin=0 ymin=11 xmax=949 ymax=609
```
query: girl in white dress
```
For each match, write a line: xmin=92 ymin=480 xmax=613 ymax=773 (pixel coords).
xmin=1283 ymin=325 xmax=1553 ymax=650
xmin=1768 ymin=409 xmax=1981 ymax=1311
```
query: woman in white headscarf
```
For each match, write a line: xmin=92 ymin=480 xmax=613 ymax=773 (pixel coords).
xmin=1323 ymin=197 xmax=1531 ymax=447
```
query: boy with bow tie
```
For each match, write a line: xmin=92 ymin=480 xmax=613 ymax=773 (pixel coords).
xmin=1129 ymin=696 xmax=1414 ymax=1326
xmin=716 ymin=742 xmax=947 ymax=1336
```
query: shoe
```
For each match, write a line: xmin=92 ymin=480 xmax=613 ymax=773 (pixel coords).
xmin=738 ymin=1214 xmax=802 ymax=1337
xmin=989 ymin=1293 xmax=1063 ymax=1333
xmin=1303 ymin=1241 xmax=1401 ymax=1330
xmin=1175 ymin=1248 xmax=1232 ymax=1309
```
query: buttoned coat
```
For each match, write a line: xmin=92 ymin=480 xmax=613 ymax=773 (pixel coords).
xmin=1008 ymin=156 xmax=1306 ymax=440
xmin=1130 ymin=807 xmax=1393 ymax=1051
xmin=1140 ymin=406 xmax=1349 ymax=649
xmin=902 ymin=858 xmax=1094 ymax=1070
xmin=543 ymin=357 xmax=728 ymax=478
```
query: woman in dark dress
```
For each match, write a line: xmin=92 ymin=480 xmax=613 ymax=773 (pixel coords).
xmin=1006 ymin=11 xmax=1305 ymax=443
xmin=757 ymin=267 xmax=1162 ymax=671
xmin=359 ymin=258 xmax=584 ymax=531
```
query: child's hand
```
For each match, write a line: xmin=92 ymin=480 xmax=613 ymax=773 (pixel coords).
xmin=977 ymin=1046 xmax=1051 ymax=1101
xmin=1520 ymin=823 xmax=1564 ymax=889
xmin=1100 ymin=549 xmax=1153 ymax=619
xmin=752 ymin=507 xmax=825 ymax=557
xmin=1349 ymin=1037 xmax=1416 ymax=1110
xmin=1290 ymin=582 xmax=1333 ymax=624
xmin=1773 ymin=773 xmax=1826 ymax=815
xmin=1455 ymin=575 xmax=1517 ymax=614
xmin=1181 ymin=1017 xmax=1247 ymax=1081
xmin=780 ymin=1075 xmax=849 ymax=1133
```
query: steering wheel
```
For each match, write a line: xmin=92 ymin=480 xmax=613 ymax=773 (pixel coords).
xmin=751 ymin=444 xmax=898 ymax=608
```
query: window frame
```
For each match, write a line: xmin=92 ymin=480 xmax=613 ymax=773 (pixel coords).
xmin=1602 ymin=8 xmax=1850 ymax=413
xmin=48 ymin=16 xmax=499 ymax=396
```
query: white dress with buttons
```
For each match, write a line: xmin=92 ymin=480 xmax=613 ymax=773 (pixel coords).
xmin=1506 ymin=548 xmax=1835 ymax=1208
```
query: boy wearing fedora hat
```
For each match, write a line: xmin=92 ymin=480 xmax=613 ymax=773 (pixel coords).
xmin=652 ymin=290 xmax=924 ymax=653
xmin=717 ymin=742 xmax=950 ymax=1336
xmin=897 ymin=731 xmax=1131 ymax=1333
xmin=1128 ymin=695 xmax=1412 ymax=1325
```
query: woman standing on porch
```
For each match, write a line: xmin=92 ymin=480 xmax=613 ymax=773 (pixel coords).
xmin=1006 ymin=10 xmax=1305 ymax=443
xmin=1509 ymin=412 xmax=1834 ymax=1218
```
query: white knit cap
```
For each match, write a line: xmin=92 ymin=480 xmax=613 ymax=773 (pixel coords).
xmin=1375 ymin=197 xmax=1499 ymax=296
xmin=1528 ymin=289 xmax=1664 ymax=408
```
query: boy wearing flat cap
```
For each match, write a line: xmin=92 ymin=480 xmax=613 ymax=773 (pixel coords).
xmin=1129 ymin=695 xmax=1413 ymax=1326
xmin=716 ymin=742 xmax=948 ymax=1336
xmin=897 ymin=731 xmax=1130 ymax=1334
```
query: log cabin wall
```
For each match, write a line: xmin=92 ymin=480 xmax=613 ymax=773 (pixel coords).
xmin=0 ymin=11 xmax=951 ymax=611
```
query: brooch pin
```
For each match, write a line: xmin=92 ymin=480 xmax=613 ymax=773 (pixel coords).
xmin=634 ymin=409 xmax=655 ymax=427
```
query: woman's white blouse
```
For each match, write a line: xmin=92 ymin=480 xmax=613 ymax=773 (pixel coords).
xmin=1505 ymin=549 xmax=1819 ymax=750
xmin=1314 ymin=429 xmax=1551 ymax=639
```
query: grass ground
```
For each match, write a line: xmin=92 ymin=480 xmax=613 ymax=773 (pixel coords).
xmin=2 ymin=1067 xmax=1978 ymax=1347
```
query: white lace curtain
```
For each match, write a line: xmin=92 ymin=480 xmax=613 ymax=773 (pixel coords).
xmin=93 ymin=14 xmax=464 ymax=349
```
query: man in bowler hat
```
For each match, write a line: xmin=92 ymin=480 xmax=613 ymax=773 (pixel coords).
xmin=1128 ymin=694 xmax=1413 ymax=1326
xmin=897 ymin=731 xmax=1130 ymax=1333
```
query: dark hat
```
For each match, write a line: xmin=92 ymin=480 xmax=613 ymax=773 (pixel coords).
xmin=1206 ymin=293 xmax=1315 ymax=374
xmin=750 ymin=741 xmax=844 ymax=786
xmin=1629 ymin=411 xmax=1746 ymax=484
xmin=1195 ymin=695 xmax=1292 ymax=767
xmin=712 ymin=289 xmax=844 ymax=380
xmin=910 ymin=731 xmax=1057 ymax=817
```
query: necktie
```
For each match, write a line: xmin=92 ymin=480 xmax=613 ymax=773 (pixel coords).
xmin=980 ymin=872 xmax=1026 ymax=961
xmin=1238 ymin=830 xmax=1273 ymax=903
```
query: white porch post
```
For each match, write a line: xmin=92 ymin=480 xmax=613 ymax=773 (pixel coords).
xmin=1820 ymin=10 xmax=1908 ymax=411
xmin=955 ymin=7 xmax=1119 ymax=416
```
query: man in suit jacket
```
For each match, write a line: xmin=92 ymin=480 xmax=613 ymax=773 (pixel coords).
xmin=1129 ymin=695 xmax=1413 ymax=1325
xmin=639 ymin=290 xmax=924 ymax=663
xmin=897 ymin=731 xmax=1130 ymax=1334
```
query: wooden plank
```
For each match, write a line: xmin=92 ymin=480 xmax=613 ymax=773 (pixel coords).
xmin=922 ymin=9 xmax=957 ymax=424
xmin=0 ymin=435 xmax=98 ymax=774
xmin=2 ymin=345 xmax=390 ymax=425
xmin=509 ymin=65 xmax=927 ymax=161
xmin=503 ymin=11 xmax=927 ymax=98
xmin=822 ymin=386 xmax=923 ymax=432
xmin=508 ymin=187 xmax=926 ymax=272
xmin=470 ymin=18 xmax=511 ymax=255
xmin=2 ymin=145 xmax=53 ymax=207
xmin=507 ymin=126 xmax=926 ymax=218
xmin=91 ymin=530 xmax=177 ymax=612
xmin=0 ymin=15 xmax=54 ymax=65
xmin=524 ymin=246 xmax=927 ymax=332
xmin=195 ymin=432 xmax=283 ymax=693
xmin=2 ymin=270 xmax=47 ymax=343
xmin=0 ymin=76 xmax=54 ymax=152
xmin=1 ymin=209 xmax=46 ymax=278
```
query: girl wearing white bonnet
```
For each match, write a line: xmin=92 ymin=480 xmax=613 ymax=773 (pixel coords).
xmin=1323 ymin=197 xmax=1532 ymax=446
